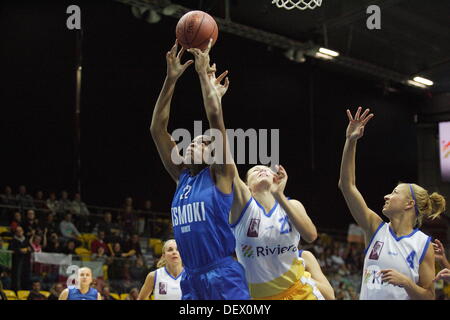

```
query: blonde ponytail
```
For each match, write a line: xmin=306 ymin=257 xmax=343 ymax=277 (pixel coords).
xmin=427 ymin=192 xmax=446 ymax=220
xmin=406 ymin=183 xmax=446 ymax=227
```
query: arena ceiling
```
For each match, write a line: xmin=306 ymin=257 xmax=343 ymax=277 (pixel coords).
xmin=118 ymin=0 xmax=450 ymax=93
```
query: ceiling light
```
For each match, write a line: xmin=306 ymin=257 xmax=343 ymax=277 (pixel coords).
xmin=319 ymin=47 xmax=339 ymax=57
xmin=413 ymin=76 xmax=433 ymax=86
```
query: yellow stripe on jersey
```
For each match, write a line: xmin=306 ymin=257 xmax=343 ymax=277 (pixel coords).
xmin=250 ymin=257 xmax=306 ymax=298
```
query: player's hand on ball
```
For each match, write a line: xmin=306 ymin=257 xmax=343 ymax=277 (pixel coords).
xmin=188 ymin=38 xmax=213 ymax=74
xmin=166 ymin=39 xmax=194 ymax=80
xmin=345 ymin=107 xmax=374 ymax=141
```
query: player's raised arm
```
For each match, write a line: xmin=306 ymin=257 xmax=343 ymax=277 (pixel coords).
xmin=150 ymin=40 xmax=194 ymax=184
xmin=188 ymin=40 xmax=235 ymax=193
xmin=338 ymin=107 xmax=382 ymax=239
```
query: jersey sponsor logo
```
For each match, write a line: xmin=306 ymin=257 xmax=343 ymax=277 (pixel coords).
xmin=241 ymin=244 xmax=254 ymax=258
xmin=369 ymin=241 xmax=384 ymax=260
xmin=363 ymin=265 xmax=386 ymax=290
xmin=241 ymin=243 xmax=297 ymax=258
xmin=171 ymin=201 xmax=206 ymax=227
xmin=159 ymin=282 xmax=167 ymax=295
xmin=247 ymin=218 xmax=260 ymax=237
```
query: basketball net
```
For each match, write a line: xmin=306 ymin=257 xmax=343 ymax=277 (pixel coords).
xmin=272 ymin=0 xmax=322 ymax=10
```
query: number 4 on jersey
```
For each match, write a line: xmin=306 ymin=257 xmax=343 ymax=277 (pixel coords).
xmin=406 ymin=250 xmax=416 ymax=269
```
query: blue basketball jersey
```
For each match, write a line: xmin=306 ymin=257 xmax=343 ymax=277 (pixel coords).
xmin=67 ymin=287 xmax=98 ymax=300
xmin=171 ymin=167 xmax=235 ymax=270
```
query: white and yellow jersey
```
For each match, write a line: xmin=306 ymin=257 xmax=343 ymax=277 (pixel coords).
xmin=360 ymin=222 xmax=431 ymax=300
xmin=153 ymin=267 xmax=184 ymax=300
xmin=231 ymin=197 xmax=322 ymax=299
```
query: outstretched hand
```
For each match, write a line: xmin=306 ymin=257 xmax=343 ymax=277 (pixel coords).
xmin=271 ymin=165 xmax=288 ymax=196
xmin=166 ymin=39 xmax=194 ymax=80
xmin=433 ymin=239 xmax=448 ymax=265
xmin=434 ymin=268 xmax=450 ymax=283
xmin=208 ymin=63 xmax=230 ymax=100
xmin=346 ymin=107 xmax=374 ymax=141
xmin=187 ymin=38 xmax=213 ymax=74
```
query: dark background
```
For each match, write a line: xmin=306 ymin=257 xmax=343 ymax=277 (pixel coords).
xmin=1 ymin=0 xmax=434 ymax=231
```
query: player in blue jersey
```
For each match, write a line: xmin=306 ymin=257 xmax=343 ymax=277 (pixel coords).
xmin=59 ymin=267 xmax=101 ymax=300
xmin=150 ymin=39 xmax=250 ymax=300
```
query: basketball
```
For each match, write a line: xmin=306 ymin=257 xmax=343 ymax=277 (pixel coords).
xmin=175 ymin=10 xmax=218 ymax=51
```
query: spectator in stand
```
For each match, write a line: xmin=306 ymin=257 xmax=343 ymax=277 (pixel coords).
xmin=123 ymin=233 xmax=142 ymax=258
xmin=129 ymin=256 xmax=148 ymax=289
xmin=10 ymin=211 xmax=22 ymax=233
xmin=9 ymin=226 xmax=31 ymax=290
xmin=107 ymin=242 xmax=135 ymax=293
xmin=0 ymin=281 xmax=7 ymax=300
xmin=95 ymin=212 xmax=121 ymax=242
xmin=0 ymin=185 xmax=16 ymax=220
xmin=139 ymin=200 xmax=152 ymax=236
xmin=22 ymin=209 xmax=41 ymax=238
xmin=124 ymin=197 xmax=134 ymax=210
xmin=58 ymin=191 xmax=72 ymax=217
xmin=0 ymin=264 xmax=12 ymax=290
xmin=27 ymin=280 xmax=46 ymax=300
xmin=29 ymin=230 xmax=47 ymax=253
xmin=121 ymin=206 xmax=137 ymax=236
xmin=101 ymin=285 xmax=117 ymax=300
xmin=61 ymin=240 xmax=77 ymax=256
xmin=33 ymin=190 xmax=49 ymax=215
xmin=59 ymin=213 xmax=81 ymax=243
xmin=46 ymin=192 xmax=60 ymax=215
xmin=91 ymin=246 xmax=108 ymax=263
xmin=160 ymin=219 xmax=174 ymax=241
xmin=71 ymin=193 xmax=90 ymax=232
xmin=71 ymin=192 xmax=90 ymax=216
xmin=126 ymin=287 xmax=139 ymax=300
xmin=15 ymin=185 xmax=35 ymax=212
xmin=45 ymin=232 xmax=62 ymax=253
xmin=91 ymin=231 xmax=110 ymax=256
xmin=40 ymin=213 xmax=58 ymax=236
xmin=47 ymin=283 xmax=64 ymax=300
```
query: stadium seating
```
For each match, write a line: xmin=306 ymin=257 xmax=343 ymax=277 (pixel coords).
xmin=40 ymin=290 xmax=50 ymax=298
xmin=4 ymin=290 xmax=18 ymax=300
xmin=110 ymin=293 xmax=120 ymax=300
xmin=17 ymin=290 xmax=30 ymax=300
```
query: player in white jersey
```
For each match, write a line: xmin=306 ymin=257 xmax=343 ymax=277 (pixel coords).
xmin=138 ymin=239 xmax=184 ymax=300
xmin=338 ymin=107 xmax=446 ymax=300
xmin=230 ymin=164 xmax=322 ymax=299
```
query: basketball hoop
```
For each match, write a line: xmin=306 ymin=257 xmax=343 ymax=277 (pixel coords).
xmin=272 ymin=0 xmax=322 ymax=10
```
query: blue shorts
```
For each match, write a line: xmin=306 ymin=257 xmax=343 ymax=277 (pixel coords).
xmin=180 ymin=256 xmax=250 ymax=300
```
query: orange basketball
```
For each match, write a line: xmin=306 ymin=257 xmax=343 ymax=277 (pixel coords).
xmin=175 ymin=10 xmax=218 ymax=51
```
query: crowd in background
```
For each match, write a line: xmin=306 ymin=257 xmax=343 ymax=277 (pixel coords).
xmin=0 ymin=185 xmax=448 ymax=300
